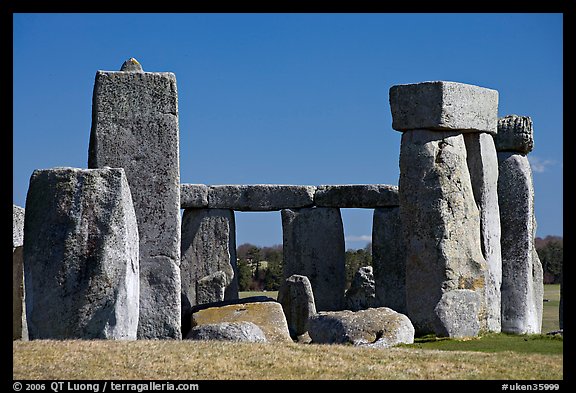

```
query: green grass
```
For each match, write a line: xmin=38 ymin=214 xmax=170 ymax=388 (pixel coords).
xmin=542 ymin=284 xmax=561 ymax=333
xmin=403 ymin=333 xmax=562 ymax=355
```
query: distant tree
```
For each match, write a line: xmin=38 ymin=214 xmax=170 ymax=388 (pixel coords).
xmin=237 ymin=259 xmax=253 ymax=291
xmin=536 ymin=236 xmax=563 ymax=284
xmin=264 ymin=259 xmax=283 ymax=291
xmin=345 ymin=248 xmax=372 ymax=289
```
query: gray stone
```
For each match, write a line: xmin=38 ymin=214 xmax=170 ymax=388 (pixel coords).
xmin=345 ymin=266 xmax=377 ymax=312
xmin=208 ymin=185 xmax=316 ymax=211
xmin=495 ymin=115 xmax=534 ymax=154
xmin=180 ymin=184 xmax=209 ymax=208
xmin=314 ymin=185 xmax=399 ymax=208
xmin=180 ymin=208 xmax=238 ymax=337
xmin=191 ymin=301 xmax=292 ymax=343
xmin=13 ymin=205 xmax=27 ymax=340
xmin=120 ymin=57 xmax=143 ymax=72
xmin=498 ymin=152 xmax=543 ymax=334
xmin=196 ymin=271 xmax=227 ymax=305
xmin=277 ymin=274 xmax=316 ymax=338
xmin=389 ymin=81 xmax=498 ymax=134
xmin=372 ymin=207 xmax=406 ymax=314
xmin=399 ymin=130 xmax=488 ymax=336
xmin=434 ymin=289 xmax=481 ymax=337
xmin=464 ymin=132 xmax=502 ymax=332
xmin=186 ymin=321 xmax=267 ymax=343
xmin=88 ymin=60 xmax=181 ymax=339
xmin=281 ymin=207 xmax=345 ymax=311
xmin=23 ymin=167 xmax=139 ymax=340
xmin=13 ymin=204 xmax=25 ymax=248
xmin=308 ymin=307 xmax=414 ymax=348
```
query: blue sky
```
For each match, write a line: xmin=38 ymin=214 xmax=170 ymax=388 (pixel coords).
xmin=13 ymin=13 xmax=563 ymax=248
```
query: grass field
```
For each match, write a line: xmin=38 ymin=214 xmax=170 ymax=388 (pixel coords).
xmin=13 ymin=286 xmax=562 ymax=380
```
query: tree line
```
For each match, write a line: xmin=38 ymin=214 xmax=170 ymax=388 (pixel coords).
xmin=235 ymin=236 xmax=562 ymax=291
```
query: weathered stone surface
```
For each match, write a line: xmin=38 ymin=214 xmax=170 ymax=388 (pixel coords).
xmin=308 ymin=307 xmax=414 ymax=348
xmin=435 ymin=289 xmax=481 ymax=337
xmin=282 ymin=207 xmax=345 ymax=311
xmin=372 ymin=207 xmax=406 ymax=314
xmin=277 ymin=274 xmax=316 ymax=338
xmin=13 ymin=204 xmax=25 ymax=248
xmin=495 ymin=115 xmax=534 ymax=154
xmin=345 ymin=266 xmax=377 ymax=312
xmin=88 ymin=60 xmax=181 ymax=339
xmin=399 ymin=130 xmax=487 ymax=336
xmin=464 ymin=132 xmax=502 ymax=332
xmin=498 ymin=152 xmax=543 ymax=334
xmin=13 ymin=205 xmax=27 ymax=340
xmin=314 ymin=185 xmax=399 ymax=208
xmin=23 ymin=167 xmax=139 ymax=340
xmin=180 ymin=184 xmax=208 ymax=208
xmin=196 ymin=271 xmax=227 ymax=305
xmin=208 ymin=185 xmax=316 ymax=211
xmin=120 ymin=57 xmax=143 ymax=72
xmin=186 ymin=321 xmax=267 ymax=343
xmin=390 ymin=81 xmax=498 ymax=134
xmin=191 ymin=301 xmax=291 ymax=343
xmin=181 ymin=208 xmax=238 ymax=337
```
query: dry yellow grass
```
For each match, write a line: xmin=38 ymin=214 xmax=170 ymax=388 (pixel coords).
xmin=13 ymin=340 xmax=562 ymax=380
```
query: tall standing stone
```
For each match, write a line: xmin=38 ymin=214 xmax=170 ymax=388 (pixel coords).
xmin=496 ymin=115 xmax=543 ymax=334
xmin=180 ymin=208 xmax=238 ymax=337
xmin=23 ymin=167 xmax=139 ymax=340
xmin=372 ymin=206 xmax=406 ymax=314
xmin=281 ymin=207 xmax=345 ymax=311
xmin=390 ymin=81 xmax=498 ymax=337
xmin=13 ymin=205 xmax=27 ymax=340
xmin=463 ymin=132 xmax=502 ymax=332
xmin=88 ymin=58 xmax=181 ymax=339
xmin=277 ymin=274 xmax=316 ymax=338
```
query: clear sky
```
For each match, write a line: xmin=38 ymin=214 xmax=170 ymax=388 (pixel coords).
xmin=13 ymin=13 xmax=563 ymax=249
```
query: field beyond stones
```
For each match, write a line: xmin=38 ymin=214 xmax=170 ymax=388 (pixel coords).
xmin=13 ymin=286 xmax=562 ymax=380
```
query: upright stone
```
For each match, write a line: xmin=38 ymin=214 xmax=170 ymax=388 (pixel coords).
xmin=23 ymin=167 xmax=139 ymax=340
xmin=463 ymin=132 xmax=502 ymax=332
xmin=344 ymin=266 xmax=377 ymax=311
xmin=13 ymin=205 xmax=27 ymax=340
xmin=390 ymin=81 xmax=497 ymax=337
xmin=88 ymin=58 xmax=181 ymax=339
xmin=372 ymin=207 xmax=406 ymax=314
xmin=277 ymin=274 xmax=316 ymax=338
xmin=281 ymin=207 xmax=345 ymax=311
xmin=180 ymin=208 xmax=238 ymax=337
xmin=496 ymin=115 xmax=543 ymax=334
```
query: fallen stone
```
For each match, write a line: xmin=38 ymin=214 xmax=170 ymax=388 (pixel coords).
xmin=498 ymin=151 xmax=543 ymax=334
xmin=308 ymin=307 xmax=414 ymax=348
xmin=372 ymin=207 xmax=406 ymax=314
xmin=181 ymin=208 xmax=238 ymax=337
xmin=23 ymin=167 xmax=139 ymax=340
xmin=189 ymin=296 xmax=275 ymax=314
xmin=494 ymin=115 xmax=534 ymax=154
xmin=186 ymin=321 xmax=267 ymax=343
xmin=399 ymin=129 xmax=487 ymax=336
xmin=464 ymin=132 xmax=502 ymax=332
xmin=208 ymin=185 xmax=316 ymax=211
xmin=390 ymin=81 xmax=498 ymax=133
xmin=281 ymin=207 xmax=345 ymax=311
xmin=314 ymin=185 xmax=399 ymax=208
xmin=180 ymin=184 xmax=209 ymax=208
xmin=191 ymin=301 xmax=291 ymax=343
xmin=277 ymin=274 xmax=316 ymax=338
xmin=13 ymin=205 xmax=27 ymax=340
xmin=88 ymin=59 xmax=181 ymax=339
xmin=345 ymin=266 xmax=377 ymax=312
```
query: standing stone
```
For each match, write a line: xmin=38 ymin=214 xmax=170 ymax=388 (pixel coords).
xmin=88 ymin=59 xmax=181 ymax=339
xmin=372 ymin=207 xmax=406 ymax=314
xmin=496 ymin=115 xmax=543 ymax=334
xmin=13 ymin=205 xmax=27 ymax=340
xmin=345 ymin=266 xmax=377 ymax=312
xmin=23 ymin=167 xmax=139 ymax=340
xmin=277 ymin=274 xmax=316 ymax=338
xmin=390 ymin=81 xmax=497 ymax=337
xmin=281 ymin=207 xmax=345 ymax=311
xmin=180 ymin=208 xmax=238 ymax=337
xmin=464 ymin=132 xmax=502 ymax=332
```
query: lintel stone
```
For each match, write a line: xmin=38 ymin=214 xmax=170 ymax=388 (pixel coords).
xmin=389 ymin=81 xmax=498 ymax=134
xmin=180 ymin=184 xmax=209 ymax=208
xmin=315 ymin=184 xmax=398 ymax=208
xmin=208 ymin=185 xmax=316 ymax=211
xmin=495 ymin=115 xmax=534 ymax=154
